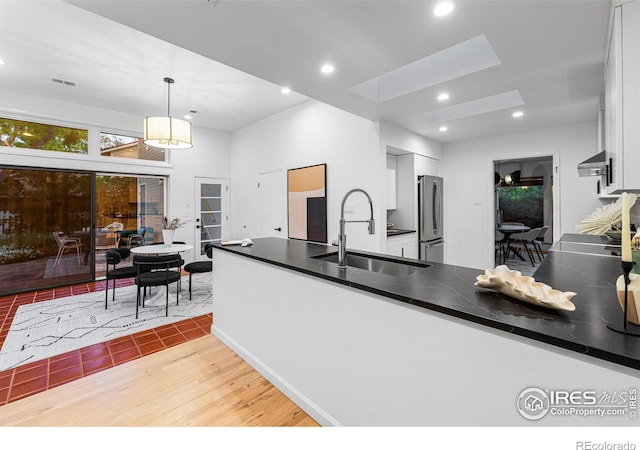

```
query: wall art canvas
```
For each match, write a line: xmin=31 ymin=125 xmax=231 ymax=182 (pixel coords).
xmin=288 ymin=163 xmax=327 ymax=243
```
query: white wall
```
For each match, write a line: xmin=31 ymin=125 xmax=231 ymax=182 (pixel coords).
xmin=442 ymin=121 xmax=603 ymax=270
xmin=229 ymin=100 xmax=381 ymax=253
xmin=168 ymin=128 xmax=231 ymax=251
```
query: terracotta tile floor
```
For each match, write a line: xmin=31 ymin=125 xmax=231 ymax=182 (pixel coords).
xmin=0 ymin=278 xmax=213 ymax=406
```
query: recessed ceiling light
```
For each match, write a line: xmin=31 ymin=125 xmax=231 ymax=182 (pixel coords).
xmin=512 ymin=111 xmax=524 ymax=118
xmin=434 ymin=1 xmax=455 ymax=17
xmin=281 ymin=87 xmax=292 ymax=94
xmin=439 ymin=126 xmax=448 ymax=132
xmin=321 ymin=64 xmax=335 ymax=74
xmin=184 ymin=114 xmax=192 ymax=120
xmin=437 ymin=92 xmax=450 ymax=101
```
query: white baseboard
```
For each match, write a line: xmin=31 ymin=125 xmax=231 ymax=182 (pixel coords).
xmin=211 ymin=325 xmax=341 ymax=427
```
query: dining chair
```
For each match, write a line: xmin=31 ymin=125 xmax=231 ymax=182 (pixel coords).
xmin=495 ymin=229 xmax=506 ymax=264
xmin=95 ymin=231 xmax=118 ymax=254
xmin=133 ymin=253 xmax=182 ymax=319
xmin=506 ymin=228 xmax=541 ymax=266
xmin=532 ymin=226 xmax=549 ymax=261
xmin=52 ymin=231 xmax=82 ymax=267
xmin=183 ymin=243 xmax=214 ymax=299
xmin=104 ymin=248 xmax=138 ymax=310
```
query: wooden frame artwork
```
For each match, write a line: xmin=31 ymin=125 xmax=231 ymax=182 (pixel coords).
xmin=287 ymin=163 xmax=327 ymax=243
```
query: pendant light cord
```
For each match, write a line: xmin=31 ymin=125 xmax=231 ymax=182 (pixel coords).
xmin=164 ymin=77 xmax=174 ymax=118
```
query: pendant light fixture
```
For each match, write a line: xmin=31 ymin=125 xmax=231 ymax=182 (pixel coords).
xmin=143 ymin=77 xmax=192 ymax=149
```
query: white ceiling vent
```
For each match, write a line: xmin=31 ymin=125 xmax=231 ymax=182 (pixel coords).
xmin=51 ymin=78 xmax=76 ymax=87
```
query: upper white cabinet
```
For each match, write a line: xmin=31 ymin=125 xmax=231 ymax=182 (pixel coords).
xmin=604 ymin=1 xmax=640 ymax=194
xmin=387 ymin=154 xmax=397 ymax=210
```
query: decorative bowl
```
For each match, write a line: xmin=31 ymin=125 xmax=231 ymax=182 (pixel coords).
xmin=605 ymin=229 xmax=634 ymax=243
xmin=475 ymin=265 xmax=577 ymax=311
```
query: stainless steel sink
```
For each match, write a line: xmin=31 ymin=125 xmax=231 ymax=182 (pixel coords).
xmin=313 ymin=251 xmax=429 ymax=277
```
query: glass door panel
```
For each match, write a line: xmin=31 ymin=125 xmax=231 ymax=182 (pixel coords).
xmin=95 ymin=175 xmax=165 ymax=277
xmin=195 ymin=178 xmax=226 ymax=260
xmin=0 ymin=167 xmax=92 ymax=296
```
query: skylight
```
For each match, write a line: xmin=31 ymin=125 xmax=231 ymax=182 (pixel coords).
xmin=421 ymin=90 xmax=525 ymax=123
xmin=349 ymin=34 xmax=500 ymax=103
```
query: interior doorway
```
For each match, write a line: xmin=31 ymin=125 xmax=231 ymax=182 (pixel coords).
xmin=257 ymin=169 xmax=285 ymax=238
xmin=494 ymin=156 xmax=554 ymax=268
xmin=494 ymin=157 xmax=554 ymax=240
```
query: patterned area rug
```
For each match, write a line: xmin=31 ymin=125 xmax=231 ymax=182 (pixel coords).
xmin=0 ymin=274 xmax=213 ymax=371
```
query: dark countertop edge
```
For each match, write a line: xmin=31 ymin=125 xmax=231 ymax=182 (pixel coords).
xmin=386 ymin=229 xmax=416 ymax=237
xmin=213 ymin=242 xmax=640 ymax=371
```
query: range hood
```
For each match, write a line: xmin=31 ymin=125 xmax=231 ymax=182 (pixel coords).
xmin=577 ymin=151 xmax=607 ymax=177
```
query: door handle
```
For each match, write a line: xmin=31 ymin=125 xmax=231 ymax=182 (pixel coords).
xmin=274 ymin=227 xmax=282 ymax=232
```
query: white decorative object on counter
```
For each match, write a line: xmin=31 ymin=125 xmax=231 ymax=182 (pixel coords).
xmin=475 ymin=265 xmax=577 ymax=311
xmin=576 ymin=193 xmax=637 ymax=235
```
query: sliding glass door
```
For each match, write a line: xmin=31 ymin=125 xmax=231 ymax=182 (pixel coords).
xmin=94 ymin=175 xmax=165 ymax=277
xmin=0 ymin=167 xmax=93 ymax=294
xmin=0 ymin=168 xmax=166 ymax=295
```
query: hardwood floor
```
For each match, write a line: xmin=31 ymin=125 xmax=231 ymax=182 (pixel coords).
xmin=0 ymin=334 xmax=319 ymax=426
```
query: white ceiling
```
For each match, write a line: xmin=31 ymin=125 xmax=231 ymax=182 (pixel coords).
xmin=1 ymin=0 xmax=611 ymax=144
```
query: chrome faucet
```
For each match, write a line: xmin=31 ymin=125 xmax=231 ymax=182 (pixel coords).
xmin=338 ymin=188 xmax=375 ymax=269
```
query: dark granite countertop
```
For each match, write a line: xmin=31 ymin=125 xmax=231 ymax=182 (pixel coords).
xmin=386 ymin=228 xmax=416 ymax=237
xmin=213 ymin=235 xmax=640 ymax=370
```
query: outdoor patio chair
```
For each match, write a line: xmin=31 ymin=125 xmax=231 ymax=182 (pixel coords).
xmin=52 ymin=231 xmax=82 ymax=267
xmin=128 ymin=227 xmax=146 ymax=248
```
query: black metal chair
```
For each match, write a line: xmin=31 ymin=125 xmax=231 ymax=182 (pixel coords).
xmin=183 ymin=243 xmax=214 ymax=299
xmin=104 ymin=248 xmax=138 ymax=310
xmin=133 ymin=253 xmax=182 ymax=319
xmin=144 ymin=241 xmax=186 ymax=290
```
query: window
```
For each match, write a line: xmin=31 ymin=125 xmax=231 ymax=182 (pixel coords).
xmin=0 ymin=117 xmax=88 ymax=154
xmin=100 ymin=132 xmax=166 ymax=162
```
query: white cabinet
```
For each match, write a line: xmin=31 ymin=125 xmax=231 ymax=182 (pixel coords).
xmin=387 ymin=232 xmax=418 ymax=259
xmin=386 ymin=154 xmax=397 ymax=210
xmin=604 ymin=1 xmax=640 ymax=194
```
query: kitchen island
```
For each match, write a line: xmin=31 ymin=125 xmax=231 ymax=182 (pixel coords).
xmin=211 ymin=235 xmax=639 ymax=426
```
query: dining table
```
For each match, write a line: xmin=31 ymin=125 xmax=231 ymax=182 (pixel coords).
xmin=496 ymin=224 xmax=530 ymax=264
xmin=129 ymin=243 xmax=194 ymax=304
xmin=129 ymin=243 xmax=194 ymax=255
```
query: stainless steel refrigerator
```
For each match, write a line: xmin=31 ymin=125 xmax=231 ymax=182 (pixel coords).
xmin=418 ymin=175 xmax=444 ymax=263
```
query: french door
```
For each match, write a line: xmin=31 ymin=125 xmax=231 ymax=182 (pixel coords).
xmin=194 ymin=177 xmax=227 ymax=261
